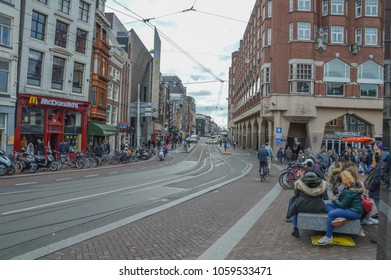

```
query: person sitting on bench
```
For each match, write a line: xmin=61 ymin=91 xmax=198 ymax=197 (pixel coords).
xmin=318 ymin=170 xmax=363 ymax=245
xmin=287 ymin=172 xmax=327 ymax=238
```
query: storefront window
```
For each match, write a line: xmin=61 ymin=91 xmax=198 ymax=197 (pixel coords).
xmin=21 ymin=107 xmax=44 ymax=152
xmin=0 ymin=113 xmax=5 ymax=151
xmin=65 ymin=111 xmax=82 ymax=151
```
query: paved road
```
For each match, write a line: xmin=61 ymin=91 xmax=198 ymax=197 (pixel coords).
xmin=0 ymin=143 xmax=252 ymax=259
xmin=36 ymin=147 xmax=377 ymax=260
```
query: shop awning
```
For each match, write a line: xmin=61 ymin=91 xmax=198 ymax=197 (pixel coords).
xmin=87 ymin=122 xmax=118 ymax=136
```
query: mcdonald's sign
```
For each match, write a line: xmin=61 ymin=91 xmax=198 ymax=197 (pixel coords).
xmin=28 ymin=96 xmax=39 ymax=105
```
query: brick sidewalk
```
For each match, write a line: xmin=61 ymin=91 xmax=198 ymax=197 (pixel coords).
xmin=40 ymin=157 xmax=377 ymax=260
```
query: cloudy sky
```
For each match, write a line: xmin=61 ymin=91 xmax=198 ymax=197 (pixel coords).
xmin=106 ymin=0 xmax=256 ymax=128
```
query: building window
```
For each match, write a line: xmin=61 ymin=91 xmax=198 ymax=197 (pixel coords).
xmin=37 ymin=0 xmax=47 ymax=4
xmin=331 ymin=0 xmax=344 ymax=15
xmin=298 ymin=22 xmax=311 ymax=40
xmin=262 ymin=67 xmax=271 ymax=96
xmin=289 ymin=23 xmax=293 ymax=40
xmin=360 ymin=84 xmax=378 ymax=97
xmin=96 ymin=0 xmax=105 ymax=13
xmin=108 ymin=83 xmax=113 ymax=99
xmin=55 ymin=20 xmax=68 ymax=48
xmin=329 ymin=119 xmax=337 ymax=126
xmin=72 ymin=62 xmax=84 ymax=93
xmin=91 ymin=86 xmax=97 ymax=106
xmin=324 ymin=58 xmax=350 ymax=82
xmin=112 ymin=106 xmax=118 ymax=125
xmin=51 ymin=56 xmax=65 ymax=90
xmin=267 ymin=1 xmax=272 ymax=18
xmin=331 ymin=26 xmax=344 ymax=44
xmin=350 ymin=117 xmax=356 ymax=124
xmin=358 ymin=60 xmax=383 ymax=81
xmin=365 ymin=0 xmax=378 ymax=16
xmin=31 ymin=11 xmax=46 ymax=40
xmin=298 ymin=0 xmax=311 ymax=11
xmin=0 ymin=15 xmax=11 ymax=46
xmin=326 ymin=83 xmax=344 ymax=96
xmin=365 ymin=28 xmax=377 ymax=45
xmin=58 ymin=0 xmax=71 ymax=14
xmin=322 ymin=26 xmax=329 ymax=43
xmin=79 ymin=1 xmax=90 ymax=23
xmin=75 ymin=29 xmax=87 ymax=54
xmin=267 ymin=28 xmax=272 ymax=45
xmin=27 ymin=50 xmax=43 ymax=86
xmin=99 ymin=89 xmax=105 ymax=106
xmin=106 ymin=104 xmax=111 ymax=124
xmin=290 ymin=0 xmax=293 ymax=12
xmin=355 ymin=28 xmax=362 ymax=45
xmin=0 ymin=60 xmax=9 ymax=93
xmin=113 ymin=85 xmax=119 ymax=101
xmin=102 ymin=58 xmax=106 ymax=76
xmin=289 ymin=64 xmax=313 ymax=94
xmin=356 ymin=0 xmax=362 ymax=17
xmin=323 ymin=0 xmax=328 ymax=15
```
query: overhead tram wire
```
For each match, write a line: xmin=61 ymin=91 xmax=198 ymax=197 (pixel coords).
xmin=111 ymin=0 xmax=224 ymax=83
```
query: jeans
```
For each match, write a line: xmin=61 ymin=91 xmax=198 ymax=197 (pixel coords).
xmin=324 ymin=203 xmax=362 ymax=238
xmin=291 ymin=214 xmax=297 ymax=228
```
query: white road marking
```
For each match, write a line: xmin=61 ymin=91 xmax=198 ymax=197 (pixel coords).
xmin=127 ymin=169 xmax=134 ymax=172
xmin=15 ymin=182 xmax=37 ymax=186
xmin=55 ymin=178 xmax=72 ymax=181
xmin=85 ymin=174 xmax=98 ymax=178
xmin=108 ymin=172 xmax=118 ymax=174
xmin=214 ymin=163 xmax=225 ymax=167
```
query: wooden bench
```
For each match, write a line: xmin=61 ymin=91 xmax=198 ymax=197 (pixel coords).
xmin=297 ymin=212 xmax=361 ymax=235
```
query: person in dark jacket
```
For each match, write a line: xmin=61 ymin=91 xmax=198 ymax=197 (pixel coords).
xmin=94 ymin=142 xmax=103 ymax=157
xmin=288 ymin=172 xmax=327 ymax=238
xmin=258 ymin=145 xmax=269 ymax=175
xmin=366 ymin=152 xmax=381 ymax=220
xmin=318 ymin=170 xmax=363 ymax=245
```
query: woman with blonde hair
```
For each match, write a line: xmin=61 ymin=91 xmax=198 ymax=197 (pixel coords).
xmin=318 ymin=170 xmax=363 ymax=245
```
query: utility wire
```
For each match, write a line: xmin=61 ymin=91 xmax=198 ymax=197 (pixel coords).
xmin=111 ymin=0 xmax=224 ymax=83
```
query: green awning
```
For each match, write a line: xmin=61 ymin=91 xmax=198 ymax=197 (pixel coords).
xmin=88 ymin=122 xmax=118 ymax=136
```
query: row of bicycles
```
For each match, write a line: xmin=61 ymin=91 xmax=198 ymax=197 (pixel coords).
xmin=278 ymin=161 xmax=328 ymax=189
xmin=0 ymin=146 xmax=156 ymax=176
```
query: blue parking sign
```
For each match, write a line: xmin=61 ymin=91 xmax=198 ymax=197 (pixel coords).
xmin=276 ymin=127 xmax=282 ymax=134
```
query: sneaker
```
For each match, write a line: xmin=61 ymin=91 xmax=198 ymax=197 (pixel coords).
xmin=286 ymin=218 xmax=292 ymax=223
xmin=358 ymin=228 xmax=366 ymax=237
xmin=318 ymin=235 xmax=333 ymax=245
xmin=371 ymin=213 xmax=379 ymax=219
xmin=368 ymin=217 xmax=379 ymax=225
xmin=332 ymin=217 xmax=347 ymax=227
xmin=361 ymin=219 xmax=373 ymax=225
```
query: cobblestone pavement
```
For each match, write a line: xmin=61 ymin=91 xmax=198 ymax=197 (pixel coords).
xmin=40 ymin=152 xmax=377 ymax=260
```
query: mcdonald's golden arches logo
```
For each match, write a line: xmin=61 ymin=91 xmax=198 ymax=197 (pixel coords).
xmin=29 ymin=96 xmax=39 ymax=105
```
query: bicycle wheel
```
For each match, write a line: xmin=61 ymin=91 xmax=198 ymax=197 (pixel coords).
xmin=278 ymin=170 xmax=294 ymax=189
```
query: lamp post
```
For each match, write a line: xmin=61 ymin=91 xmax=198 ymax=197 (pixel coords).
xmin=136 ymin=84 xmax=141 ymax=147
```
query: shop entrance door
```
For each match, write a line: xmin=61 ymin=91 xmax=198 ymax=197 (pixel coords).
xmin=48 ymin=133 xmax=62 ymax=153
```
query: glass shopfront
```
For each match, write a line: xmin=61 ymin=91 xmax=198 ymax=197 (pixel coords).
xmin=15 ymin=94 xmax=89 ymax=154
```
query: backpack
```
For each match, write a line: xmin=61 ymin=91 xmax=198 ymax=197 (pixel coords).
xmin=364 ymin=168 xmax=376 ymax=189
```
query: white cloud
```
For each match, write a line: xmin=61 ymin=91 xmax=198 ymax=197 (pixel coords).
xmin=106 ymin=0 xmax=255 ymax=127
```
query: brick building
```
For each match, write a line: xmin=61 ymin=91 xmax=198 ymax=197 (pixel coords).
xmin=228 ymin=0 xmax=384 ymax=156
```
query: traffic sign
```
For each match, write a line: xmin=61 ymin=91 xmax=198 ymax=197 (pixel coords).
xmin=276 ymin=127 xmax=282 ymax=134
xmin=276 ymin=138 xmax=282 ymax=144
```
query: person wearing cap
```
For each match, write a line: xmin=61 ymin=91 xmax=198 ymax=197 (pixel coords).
xmin=318 ymin=170 xmax=363 ymax=245
xmin=287 ymin=172 xmax=327 ymax=238
xmin=302 ymin=158 xmax=325 ymax=180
